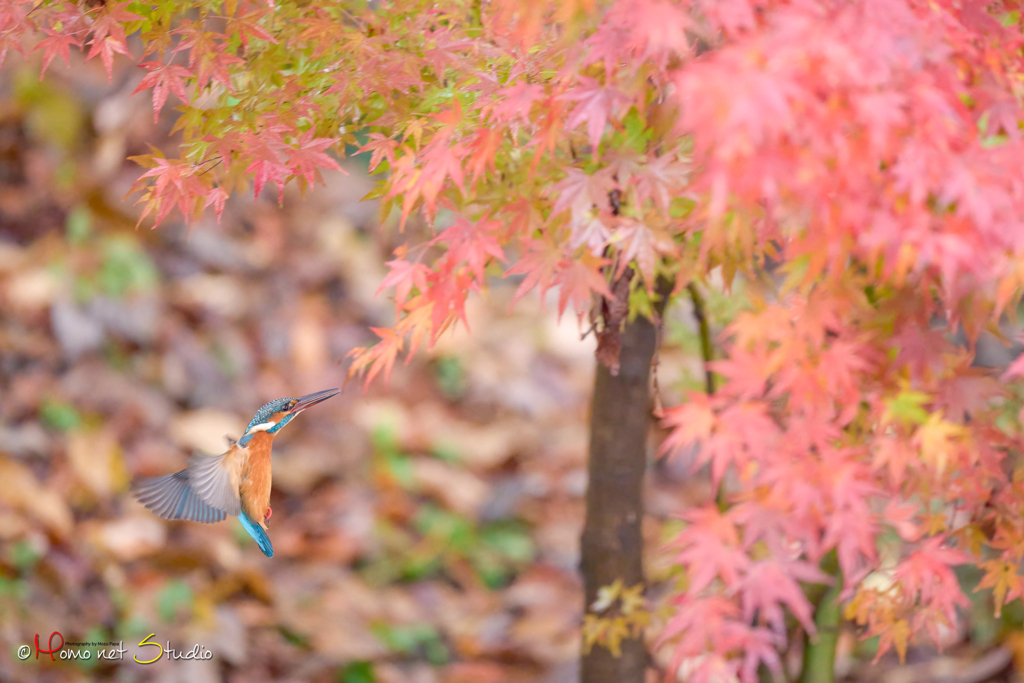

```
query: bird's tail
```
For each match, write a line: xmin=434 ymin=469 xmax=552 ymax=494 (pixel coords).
xmin=237 ymin=513 xmax=274 ymax=557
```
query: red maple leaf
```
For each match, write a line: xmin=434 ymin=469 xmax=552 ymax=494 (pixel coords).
xmin=420 ymin=27 xmax=473 ymax=80
xmin=632 ymin=153 xmax=689 ymax=211
xmin=36 ymin=30 xmax=80 ymax=79
xmin=387 ymin=138 xmax=467 ymax=226
xmin=709 ymin=352 xmax=772 ymax=400
xmin=482 ymin=81 xmax=544 ymax=124
xmin=553 ymin=253 xmax=613 ymax=319
xmin=295 ymin=9 xmax=350 ymax=57
xmin=557 ymin=76 xmax=629 ymax=152
xmin=173 ymin=23 xmax=244 ymax=92
xmin=227 ymin=4 xmax=278 ymax=50
xmin=357 ymin=133 xmax=399 ymax=173
xmin=133 ymin=61 xmax=193 ymax=123
xmin=288 ymin=130 xmax=345 ymax=186
xmin=549 ymin=166 xmax=617 ymax=219
xmin=417 ymin=138 xmax=467 ymax=211
xmin=87 ymin=35 xmax=133 ymax=81
xmin=378 ymin=248 xmax=431 ymax=314
xmin=673 ymin=506 xmax=750 ymax=593
xmin=84 ymin=1 xmax=142 ymax=80
xmin=246 ymin=158 xmax=291 ymax=204
xmin=659 ymin=393 xmax=717 ymax=459
xmin=133 ymin=157 xmax=209 ymax=226
xmin=422 ymin=258 xmax=476 ymax=334
xmin=241 ymin=124 xmax=292 ymax=202
xmin=507 ymin=237 xmax=564 ymax=306
xmin=736 ymin=558 xmax=827 ymax=634
xmin=622 ymin=0 xmax=692 ymax=67
xmin=694 ymin=401 xmax=780 ymax=487
xmin=346 ymin=327 xmax=404 ymax=388
xmin=465 ymin=128 xmax=502 ymax=185
xmin=613 ymin=219 xmax=675 ymax=288
xmin=204 ymin=187 xmax=229 ymax=223
xmin=891 ymin=537 xmax=971 ymax=650
xmin=431 ymin=213 xmax=505 ymax=284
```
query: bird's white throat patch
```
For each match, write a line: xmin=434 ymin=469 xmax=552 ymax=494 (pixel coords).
xmin=245 ymin=421 xmax=277 ymax=435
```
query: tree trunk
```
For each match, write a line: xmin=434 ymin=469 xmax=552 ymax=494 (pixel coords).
xmin=579 ymin=312 xmax=658 ymax=683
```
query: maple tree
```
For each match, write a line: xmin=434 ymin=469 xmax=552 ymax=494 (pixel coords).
xmin=7 ymin=0 xmax=1024 ymax=681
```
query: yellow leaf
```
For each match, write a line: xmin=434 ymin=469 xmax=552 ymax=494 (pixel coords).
xmin=627 ymin=609 xmax=651 ymax=636
xmin=961 ymin=524 xmax=987 ymax=556
xmin=978 ymin=560 xmax=1022 ymax=618
xmin=1005 ymin=631 xmax=1024 ymax=672
xmin=581 ymin=614 xmax=607 ymax=654
xmin=403 ymin=120 xmax=427 ymax=150
xmin=892 ymin=619 xmax=911 ymax=664
xmin=605 ymin=617 xmax=630 ymax=657
xmin=925 ymin=512 xmax=948 ymax=535
xmin=843 ymin=594 xmax=862 ymax=623
xmin=915 ymin=413 xmax=963 ymax=476
xmin=893 ymin=243 xmax=916 ymax=288
xmin=619 ymin=582 xmax=645 ymax=615
xmin=592 ymin=579 xmax=622 ymax=613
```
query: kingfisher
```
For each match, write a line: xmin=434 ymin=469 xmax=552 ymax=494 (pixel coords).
xmin=132 ymin=388 xmax=340 ymax=558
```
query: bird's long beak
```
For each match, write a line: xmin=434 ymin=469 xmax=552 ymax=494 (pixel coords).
xmin=289 ymin=388 xmax=340 ymax=413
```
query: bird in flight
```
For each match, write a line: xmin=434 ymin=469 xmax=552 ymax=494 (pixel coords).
xmin=132 ymin=388 xmax=340 ymax=557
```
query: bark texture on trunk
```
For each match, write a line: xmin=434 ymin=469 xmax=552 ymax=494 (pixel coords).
xmin=579 ymin=312 xmax=658 ymax=683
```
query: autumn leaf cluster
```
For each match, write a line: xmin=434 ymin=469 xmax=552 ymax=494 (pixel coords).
xmin=7 ymin=0 xmax=1024 ymax=679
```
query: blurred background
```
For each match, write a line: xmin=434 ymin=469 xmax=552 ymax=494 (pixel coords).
xmin=3 ymin=42 xmax=1024 ymax=683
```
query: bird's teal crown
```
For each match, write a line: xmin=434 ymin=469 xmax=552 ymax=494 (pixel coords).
xmin=238 ymin=399 xmax=296 ymax=447
xmin=245 ymin=397 xmax=293 ymax=433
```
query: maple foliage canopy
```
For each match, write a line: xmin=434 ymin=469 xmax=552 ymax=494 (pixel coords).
xmin=8 ymin=0 xmax=1024 ymax=679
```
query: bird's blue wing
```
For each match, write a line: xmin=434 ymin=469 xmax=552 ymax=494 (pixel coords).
xmin=132 ymin=471 xmax=229 ymax=524
xmin=237 ymin=512 xmax=274 ymax=557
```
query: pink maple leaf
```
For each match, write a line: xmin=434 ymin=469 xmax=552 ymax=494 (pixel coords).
xmin=735 ymin=558 xmax=828 ymax=635
xmin=431 ymin=213 xmax=506 ymax=284
xmin=35 ymin=30 xmax=80 ymax=79
xmin=557 ymin=77 xmax=629 ymax=153
xmin=288 ymin=130 xmax=345 ymax=186
xmin=133 ymin=62 xmax=193 ymax=123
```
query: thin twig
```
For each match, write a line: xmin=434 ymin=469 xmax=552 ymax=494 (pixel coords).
xmin=687 ymin=281 xmax=715 ymax=395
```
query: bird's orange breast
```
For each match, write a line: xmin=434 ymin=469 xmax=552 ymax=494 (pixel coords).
xmin=240 ymin=431 xmax=274 ymax=528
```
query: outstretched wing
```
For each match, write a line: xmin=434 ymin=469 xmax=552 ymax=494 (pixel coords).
xmin=133 ymin=447 xmax=246 ymax=521
xmin=132 ymin=470 xmax=229 ymax=524
xmin=185 ymin=449 xmax=244 ymax=516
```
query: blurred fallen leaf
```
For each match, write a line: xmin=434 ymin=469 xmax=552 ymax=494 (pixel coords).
xmin=351 ymin=399 xmax=411 ymax=440
xmin=0 ymin=456 xmax=73 ymax=536
xmin=209 ymin=568 xmax=275 ymax=604
xmin=174 ymin=273 xmax=248 ymax=319
xmin=0 ymin=241 xmax=26 ymax=271
xmin=6 ymin=266 xmax=60 ymax=310
xmin=93 ymin=515 xmax=166 ymax=561
xmin=170 ymin=409 xmax=241 ymax=454
xmin=413 ymin=405 xmax=534 ymax=470
xmin=290 ymin=297 xmax=329 ymax=377
xmin=413 ymin=459 xmax=489 ymax=516
xmin=51 ymin=298 xmax=105 ymax=359
xmin=0 ymin=511 xmax=32 ymax=539
xmin=67 ymin=427 xmax=126 ymax=498
xmin=441 ymin=661 xmax=509 ymax=683
xmin=210 ymin=606 xmax=248 ymax=667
